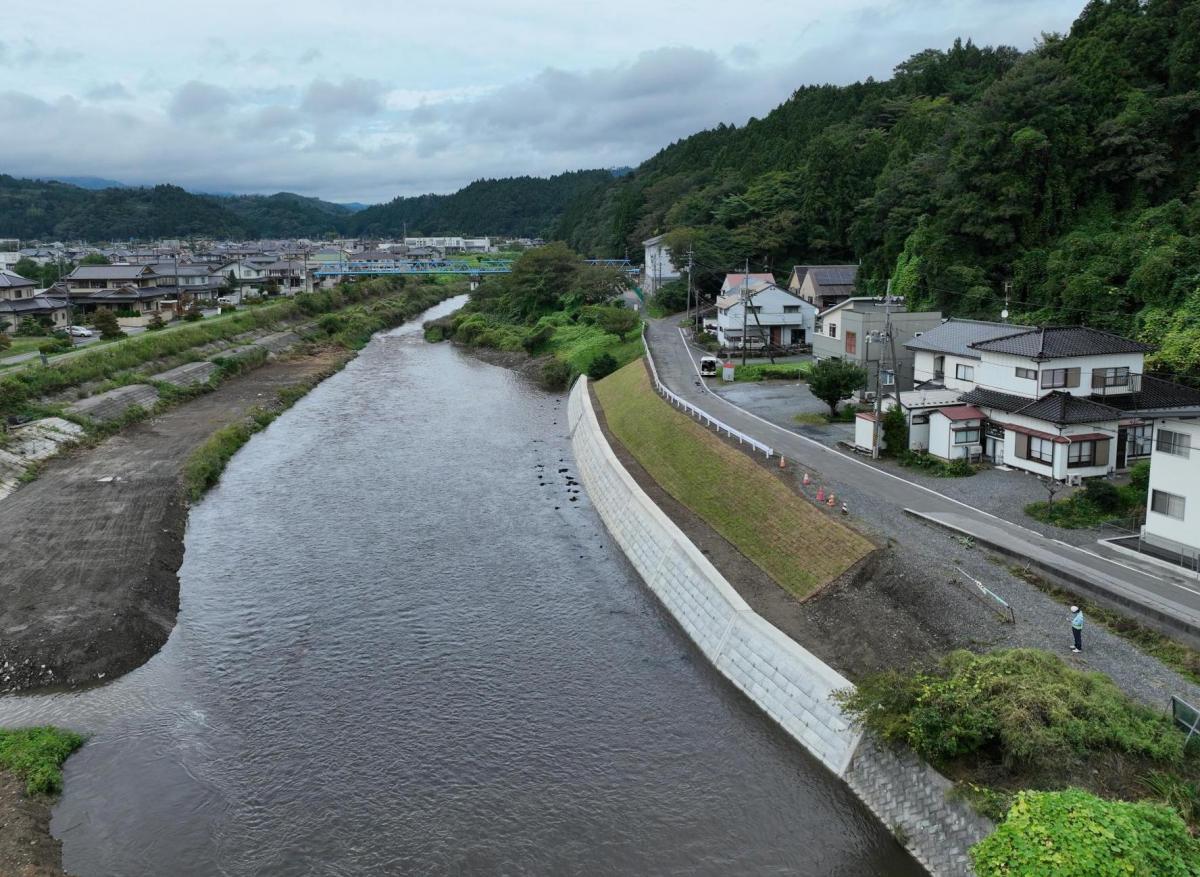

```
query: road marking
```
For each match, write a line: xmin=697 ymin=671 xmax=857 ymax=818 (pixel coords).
xmin=662 ymin=325 xmax=1187 ymax=594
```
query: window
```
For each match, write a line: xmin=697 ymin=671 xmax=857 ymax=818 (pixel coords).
xmin=746 ymin=305 xmax=761 ymax=314
xmin=1151 ymin=490 xmax=1186 ymax=520
xmin=1016 ymin=367 xmax=1036 ymax=380
xmin=1127 ymin=425 xmax=1152 ymax=458
xmin=1029 ymin=436 xmax=1054 ymax=464
xmin=1092 ymin=366 xmax=1130 ymax=389
xmin=1041 ymin=367 xmax=1080 ymax=389
xmin=954 ymin=428 xmax=980 ymax=444
xmin=828 ymin=324 xmax=837 ymax=338
xmin=845 ymin=330 xmax=857 ymax=354
xmin=1156 ymin=429 xmax=1191 ymax=458
xmin=1068 ymin=441 xmax=1096 ymax=467
xmin=955 ymin=363 xmax=975 ymax=381
xmin=783 ymin=305 xmax=800 ymax=314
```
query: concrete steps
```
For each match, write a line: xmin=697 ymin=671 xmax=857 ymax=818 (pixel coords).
xmin=67 ymin=384 xmax=160 ymax=424
xmin=0 ymin=417 xmax=87 ymax=500
xmin=153 ymin=361 xmax=218 ymax=388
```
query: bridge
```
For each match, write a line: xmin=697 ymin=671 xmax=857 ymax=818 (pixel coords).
xmin=313 ymin=258 xmax=637 ymax=278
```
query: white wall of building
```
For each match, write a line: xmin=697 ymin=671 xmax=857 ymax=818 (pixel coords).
xmin=1143 ymin=419 xmax=1199 ymax=554
xmin=974 ymin=351 xmax=1144 ymax=398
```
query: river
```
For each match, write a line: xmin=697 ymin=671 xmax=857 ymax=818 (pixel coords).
xmin=0 ymin=298 xmax=919 ymax=876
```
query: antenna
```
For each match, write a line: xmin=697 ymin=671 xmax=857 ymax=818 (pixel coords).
xmin=1002 ymin=280 xmax=1012 ymax=322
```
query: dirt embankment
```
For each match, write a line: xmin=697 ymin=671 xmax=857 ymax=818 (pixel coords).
xmin=0 ymin=347 xmax=347 ymax=696
xmin=0 ymin=771 xmax=64 ymax=877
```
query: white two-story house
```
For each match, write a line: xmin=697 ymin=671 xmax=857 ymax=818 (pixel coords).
xmin=641 ymin=234 xmax=682 ymax=300
xmin=904 ymin=323 xmax=1200 ymax=481
xmin=1142 ymin=418 xmax=1199 ymax=562
xmin=714 ymin=279 xmax=816 ymax=349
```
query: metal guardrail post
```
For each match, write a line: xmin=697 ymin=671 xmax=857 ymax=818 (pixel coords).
xmin=1172 ymin=695 xmax=1200 ymax=742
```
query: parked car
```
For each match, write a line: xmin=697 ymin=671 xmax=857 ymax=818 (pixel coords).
xmin=67 ymin=325 xmax=94 ymax=337
xmin=216 ymin=296 xmax=236 ymax=305
xmin=699 ymin=356 xmax=720 ymax=377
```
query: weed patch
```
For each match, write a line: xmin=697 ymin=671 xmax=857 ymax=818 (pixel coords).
xmin=0 ymin=726 xmax=85 ymax=796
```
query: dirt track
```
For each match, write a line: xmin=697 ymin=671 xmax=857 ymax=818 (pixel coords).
xmin=0 ymin=349 xmax=345 ymax=695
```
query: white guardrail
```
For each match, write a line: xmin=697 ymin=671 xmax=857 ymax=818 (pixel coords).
xmin=641 ymin=330 xmax=774 ymax=459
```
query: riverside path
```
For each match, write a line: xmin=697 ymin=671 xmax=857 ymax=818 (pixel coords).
xmin=644 ymin=317 xmax=1200 ymax=640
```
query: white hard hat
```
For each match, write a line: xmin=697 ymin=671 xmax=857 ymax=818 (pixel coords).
xmin=1070 ymin=606 xmax=1079 ymax=613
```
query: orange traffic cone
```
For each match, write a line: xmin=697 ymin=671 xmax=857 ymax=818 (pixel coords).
xmin=802 ymin=472 xmax=811 ymax=486
xmin=816 ymin=487 xmax=825 ymax=503
xmin=779 ymin=455 xmax=786 ymax=469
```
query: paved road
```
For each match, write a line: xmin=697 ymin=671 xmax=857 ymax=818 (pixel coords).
xmin=645 ymin=318 xmax=1200 ymax=636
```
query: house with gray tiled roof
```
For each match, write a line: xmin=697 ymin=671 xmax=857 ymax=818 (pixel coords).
xmin=900 ymin=321 xmax=1200 ymax=481
xmin=0 ymin=269 xmax=70 ymax=329
xmin=788 ymin=264 xmax=858 ymax=310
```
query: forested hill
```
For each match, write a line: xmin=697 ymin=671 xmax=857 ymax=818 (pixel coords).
xmin=0 ymin=167 xmax=616 ymax=241
xmin=345 ymin=169 xmax=618 ymax=238
xmin=556 ymin=0 xmax=1200 ymax=380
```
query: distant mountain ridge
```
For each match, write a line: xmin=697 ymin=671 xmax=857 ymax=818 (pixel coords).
xmin=0 ymin=168 xmax=618 ymax=240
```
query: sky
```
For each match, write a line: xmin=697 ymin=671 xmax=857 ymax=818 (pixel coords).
xmin=0 ymin=1 xmax=1085 ymax=204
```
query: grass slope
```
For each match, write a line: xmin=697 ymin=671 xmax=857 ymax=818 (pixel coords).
xmin=593 ymin=359 xmax=873 ymax=597
xmin=0 ymin=726 xmax=84 ymax=795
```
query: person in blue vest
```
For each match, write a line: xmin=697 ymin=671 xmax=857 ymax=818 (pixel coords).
xmin=1070 ymin=605 xmax=1084 ymax=653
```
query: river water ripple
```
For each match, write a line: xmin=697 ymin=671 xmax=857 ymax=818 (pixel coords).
xmin=0 ymin=298 xmax=919 ymax=876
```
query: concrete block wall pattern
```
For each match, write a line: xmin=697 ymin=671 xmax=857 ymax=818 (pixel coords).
xmin=568 ymin=375 xmax=992 ymax=876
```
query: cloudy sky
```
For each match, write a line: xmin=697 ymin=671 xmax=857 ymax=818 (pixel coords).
xmin=0 ymin=0 xmax=1083 ymax=204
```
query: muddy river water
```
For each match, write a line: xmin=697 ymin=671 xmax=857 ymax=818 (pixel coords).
xmin=0 ymin=298 xmax=919 ymax=875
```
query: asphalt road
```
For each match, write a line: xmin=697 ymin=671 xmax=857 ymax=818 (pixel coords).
xmin=645 ymin=317 xmax=1200 ymax=637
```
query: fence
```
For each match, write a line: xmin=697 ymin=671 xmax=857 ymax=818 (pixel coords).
xmin=1172 ymin=696 xmax=1199 ymax=742
xmin=641 ymin=329 xmax=774 ymax=459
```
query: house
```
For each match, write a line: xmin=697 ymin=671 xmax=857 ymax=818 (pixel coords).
xmin=788 ymin=264 xmax=858 ymax=310
xmin=62 ymin=264 xmax=159 ymax=291
xmin=1141 ymin=418 xmax=1199 ymax=561
xmin=56 ymin=264 xmax=172 ymax=318
xmin=262 ymin=259 xmax=309 ymax=291
xmin=714 ymin=281 xmax=816 ymax=349
xmin=908 ymin=325 xmax=1200 ymax=480
xmin=812 ymin=298 xmax=943 ymax=394
xmin=641 ymin=234 xmax=682 ymax=299
xmin=0 ymin=269 xmax=70 ymax=330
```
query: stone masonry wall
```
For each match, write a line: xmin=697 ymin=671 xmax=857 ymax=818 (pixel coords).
xmin=568 ymin=376 xmax=992 ymax=875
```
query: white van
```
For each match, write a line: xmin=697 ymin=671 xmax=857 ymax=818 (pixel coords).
xmin=699 ymin=356 xmax=719 ymax=377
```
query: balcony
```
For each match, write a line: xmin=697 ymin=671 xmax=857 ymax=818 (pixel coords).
xmin=1091 ymin=372 xmax=1141 ymax=396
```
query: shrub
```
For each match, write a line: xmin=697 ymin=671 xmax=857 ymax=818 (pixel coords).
xmin=146 ymin=313 xmax=167 ymax=331
xmin=587 ymin=352 xmax=618 ymax=380
xmin=522 ymin=324 xmax=555 ymax=354
xmin=971 ymin=790 xmax=1200 ymax=877
xmin=0 ymin=726 xmax=86 ymax=795
xmin=16 ymin=317 xmax=43 ymax=337
xmin=809 ymin=358 xmax=868 ymax=416
xmin=0 ymin=333 xmax=10 ymax=352
xmin=38 ymin=338 xmax=71 ymax=355
xmin=898 ymin=450 xmax=977 ymax=477
xmin=836 ymin=649 xmax=1192 ymax=769
xmin=881 ymin=405 xmax=909 ymax=455
xmin=1129 ymin=459 xmax=1151 ymax=495
xmin=184 ymin=309 xmax=203 ymax=322
xmin=540 ymin=358 xmax=574 ymax=391
xmin=1083 ymin=477 xmax=1122 ymax=512
xmin=91 ymin=309 xmax=125 ymax=340
xmin=733 ymin=363 xmax=810 ymax=381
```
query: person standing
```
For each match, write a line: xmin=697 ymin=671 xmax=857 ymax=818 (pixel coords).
xmin=1070 ymin=605 xmax=1084 ymax=653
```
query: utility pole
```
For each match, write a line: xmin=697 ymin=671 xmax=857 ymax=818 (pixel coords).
xmin=871 ymin=278 xmax=896 ymax=460
xmin=685 ymin=248 xmax=694 ymax=331
xmin=741 ymin=258 xmax=750 ymax=366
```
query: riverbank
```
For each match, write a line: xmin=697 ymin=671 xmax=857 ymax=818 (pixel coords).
xmin=0 ymin=727 xmax=84 ymax=877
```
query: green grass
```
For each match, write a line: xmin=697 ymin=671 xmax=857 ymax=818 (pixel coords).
xmin=594 ymin=360 xmax=874 ymax=596
xmin=1025 ymin=496 xmax=1124 ymax=528
xmin=547 ymin=322 xmax=642 ymax=373
xmin=733 ymin=362 xmax=811 ymax=382
xmin=898 ymin=450 xmax=978 ymax=477
xmin=0 ymin=726 xmax=85 ymax=795
xmin=0 ymin=335 xmax=57 ymax=359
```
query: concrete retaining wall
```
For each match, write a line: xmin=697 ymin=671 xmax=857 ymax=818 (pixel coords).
xmin=569 ymin=376 xmax=991 ymax=875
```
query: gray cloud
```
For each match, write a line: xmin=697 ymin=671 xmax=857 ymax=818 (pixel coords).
xmin=298 ymin=47 xmax=322 ymax=64
xmin=169 ymin=80 xmax=236 ymax=120
xmin=85 ymin=82 xmax=132 ymax=101
xmin=300 ymin=77 xmax=383 ymax=116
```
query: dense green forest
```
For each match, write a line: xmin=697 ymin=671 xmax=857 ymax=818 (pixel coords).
xmin=0 ymin=168 xmax=616 ymax=242
xmin=344 ymin=170 xmax=617 ymax=238
xmin=557 ymin=0 xmax=1200 ymax=379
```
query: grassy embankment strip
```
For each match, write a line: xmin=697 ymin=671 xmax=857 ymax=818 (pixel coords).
xmin=593 ymin=360 xmax=873 ymax=597
xmin=0 ymin=726 xmax=85 ymax=795
xmin=0 ymin=279 xmax=406 ymax=418
xmin=733 ymin=362 xmax=812 ymax=382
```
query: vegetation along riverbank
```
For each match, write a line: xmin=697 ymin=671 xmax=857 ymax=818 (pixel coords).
xmin=423 ymin=243 xmax=643 ymax=390
xmin=0 ymin=727 xmax=84 ymax=877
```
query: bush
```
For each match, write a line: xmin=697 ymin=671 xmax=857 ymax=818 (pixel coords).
xmin=184 ymin=308 xmax=203 ymax=322
xmin=0 ymin=726 xmax=86 ymax=795
xmin=1129 ymin=460 xmax=1151 ymax=495
xmin=1083 ymin=477 xmax=1122 ymax=512
xmin=733 ymin=363 xmax=810 ymax=381
xmin=16 ymin=317 xmax=43 ymax=337
xmin=587 ymin=352 xmax=618 ymax=380
xmin=972 ymin=790 xmax=1200 ymax=877
xmin=522 ymin=324 xmax=555 ymax=354
xmin=146 ymin=313 xmax=166 ymax=331
xmin=38 ymin=338 xmax=71 ymax=355
xmin=897 ymin=449 xmax=977 ymax=477
xmin=540 ymin=358 xmax=574 ymax=391
xmin=836 ymin=649 xmax=1192 ymax=769
xmin=91 ymin=309 xmax=125 ymax=340
xmin=0 ymin=333 xmax=10 ymax=352
xmin=881 ymin=405 xmax=909 ymax=455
